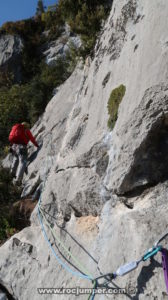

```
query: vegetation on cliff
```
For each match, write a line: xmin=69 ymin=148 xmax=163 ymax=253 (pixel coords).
xmin=0 ymin=0 xmax=111 ymax=154
xmin=107 ymin=84 xmax=126 ymax=129
xmin=0 ymin=0 xmax=112 ymax=242
xmin=0 ymin=167 xmax=21 ymax=243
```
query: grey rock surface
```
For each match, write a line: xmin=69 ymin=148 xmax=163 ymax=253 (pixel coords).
xmin=0 ymin=292 xmax=8 ymax=300
xmin=105 ymin=84 xmax=168 ymax=194
xmin=1 ymin=0 xmax=168 ymax=299
xmin=43 ymin=24 xmax=81 ymax=65
xmin=97 ymin=182 xmax=168 ymax=300
xmin=0 ymin=34 xmax=23 ymax=82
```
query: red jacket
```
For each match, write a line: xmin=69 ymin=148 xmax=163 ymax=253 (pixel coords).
xmin=9 ymin=124 xmax=39 ymax=147
xmin=22 ymin=129 xmax=39 ymax=147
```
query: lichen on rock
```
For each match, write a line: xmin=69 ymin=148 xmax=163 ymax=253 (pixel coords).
xmin=107 ymin=84 xmax=126 ymax=130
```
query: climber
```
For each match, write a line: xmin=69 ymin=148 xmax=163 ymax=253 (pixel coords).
xmin=9 ymin=122 xmax=39 ymax=184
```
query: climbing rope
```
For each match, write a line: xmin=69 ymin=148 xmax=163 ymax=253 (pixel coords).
xmin=37 ymin=133 xmax=96 ymax=298
xmin=39 ymin=205 xmax=93 ymax=279
xmin=38 ymin=201 xmax=92 ymax=280
xmin=88 ymin=280 xmax=97 ymax=300
xmin=39 ymin=192 xmax=168 ymax=296
xmin=155 ymin=232 xmax=168 ymax=247
xmin=37 ymin=133 xmax=168 ymax=297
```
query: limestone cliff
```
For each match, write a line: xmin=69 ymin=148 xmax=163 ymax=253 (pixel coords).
xmin=1 ymin=1 xmax=168 ymax=299
xmin=0 ymin=34 xmax=23 ymax=83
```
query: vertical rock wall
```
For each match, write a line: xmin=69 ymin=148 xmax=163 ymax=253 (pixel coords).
xmin=1 ymin=1 xmax=168 ymax=299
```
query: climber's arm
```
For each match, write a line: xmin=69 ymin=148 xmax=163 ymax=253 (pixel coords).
xmin=26 ymin=130 xmax=39 ymax=147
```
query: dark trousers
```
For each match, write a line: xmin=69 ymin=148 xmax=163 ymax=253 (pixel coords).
xmin=11 ymin=144 xmax=28 ymax=182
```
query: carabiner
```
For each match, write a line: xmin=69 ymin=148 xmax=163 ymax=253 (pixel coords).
xmin=143 ymin=246 xmax=162 ymax=261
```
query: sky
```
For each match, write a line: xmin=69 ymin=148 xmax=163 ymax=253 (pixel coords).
xmin=0 ymin=0 xmax=58 ymax=27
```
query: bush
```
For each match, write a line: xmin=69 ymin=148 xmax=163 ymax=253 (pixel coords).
xmin=0 ymin=18 xmax=44 ymax=40
xmin=58 ymin=0 xmax=111 ymax=56
xmin=0 ymin=18 xmax=46 ymax=81
xmin=26 ymin=55 xmax=73 ymax=123
xmin=0 ymin=85 xmax=29 ymax=155
xmin=42 ymin=5 xmax=64 ymax=40
xmin=0 ymin=0 xmax=112 ymax=151
xmin=0 ymin=52 xmax=76 ymax=152
xmin=0 ymin=217 xmax=11 ymax=241
xmin=0 ymin=70 xmax=14 ymax=88
xmin=107 ymin=84 xmax=126 ymax=130
xmin=0 ymin=166 xmax=21 ymax=202
xmin=0 ymin=167 xmax=20 ymax=242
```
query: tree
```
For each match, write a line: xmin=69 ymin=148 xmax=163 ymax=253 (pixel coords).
xmin=36 ymin=0 xmax=45 ymax=16
xmin=58 ymin=0 xmax=111 ymax=55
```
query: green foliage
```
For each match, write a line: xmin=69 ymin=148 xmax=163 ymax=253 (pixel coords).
xmin=0 ymin=18 xmax=44 ymax=39
xmin=0 ymin=213 xmax=17 ymax=241
xmin=107 ymin=84 xmax=126 ymax=130
xmin=64 ymin=41 xmax=80 ymax=72
xmin=0 ymin=18 xmax=46 ymax=81
xmin=0 ymin=0 xmax=113 ymax=242
xmin=0 ymin=217 xmax=10 ymax=241
xmin=58 ymin=0 xmax=111 ymax=56
xmin=40 ymin=57 xmax=70 ymax=87
xmin=0 ymin=53 xmax=75 ymax=151
xmin=36 ymin=0 xmax=45 ymax=16
xmin=24 ymin=55 xmax=73 ymax=123
xmin=42 ymin=5 xmax=64 ymax=40
xmin=0 ymin=85 xmax=28 ymax=154
xmin=0 ymin=167 xmax=20 ymax=242
xmin=0 ymin=167 xmax=19 ymax=201
xmin=0 ymin=70 xmax=14 ymax=88
xmin=0 ymin=215 xmax=17 ymax=242
xmin=0 ymin=0 xmax=112 ymax=151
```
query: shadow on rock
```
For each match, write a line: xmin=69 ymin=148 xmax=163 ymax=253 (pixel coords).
xmin=27 ymin=143 xmax=43 ymax=166
xmin=102 ymin=258 xmax=162 ymax=300
xmin=10 ymin=198 xmax=38 ymax=229
xmin=132 ymin=257 xmax=162 ymax=300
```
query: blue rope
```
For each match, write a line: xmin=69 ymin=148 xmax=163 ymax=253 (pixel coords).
xmin=91 ymin=288 xmax=96 ymax=300
xmin=91 ymin=293 xmax=95 ymax=300
xmin=38 ymin=196 xmax=92 ymax=281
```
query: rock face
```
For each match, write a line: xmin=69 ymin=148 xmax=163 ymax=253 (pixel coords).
xmin=0 ymin=291 xmax=7 ymax=300
xmin=1 ymin=0 xmax=168 ymax=299
xmin=105 ymin=84 xmax=168 ymax=195
xmin=43 ymin=24 xmax=81 ymax=65
xmin=0 ymin=34 xmax=23 ymax=82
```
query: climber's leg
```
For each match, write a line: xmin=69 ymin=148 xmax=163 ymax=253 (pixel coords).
xmin=11 ymin=145 xmax=19 ymax=177
xmin=15 ymin=145 xmax=28 ymax=182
